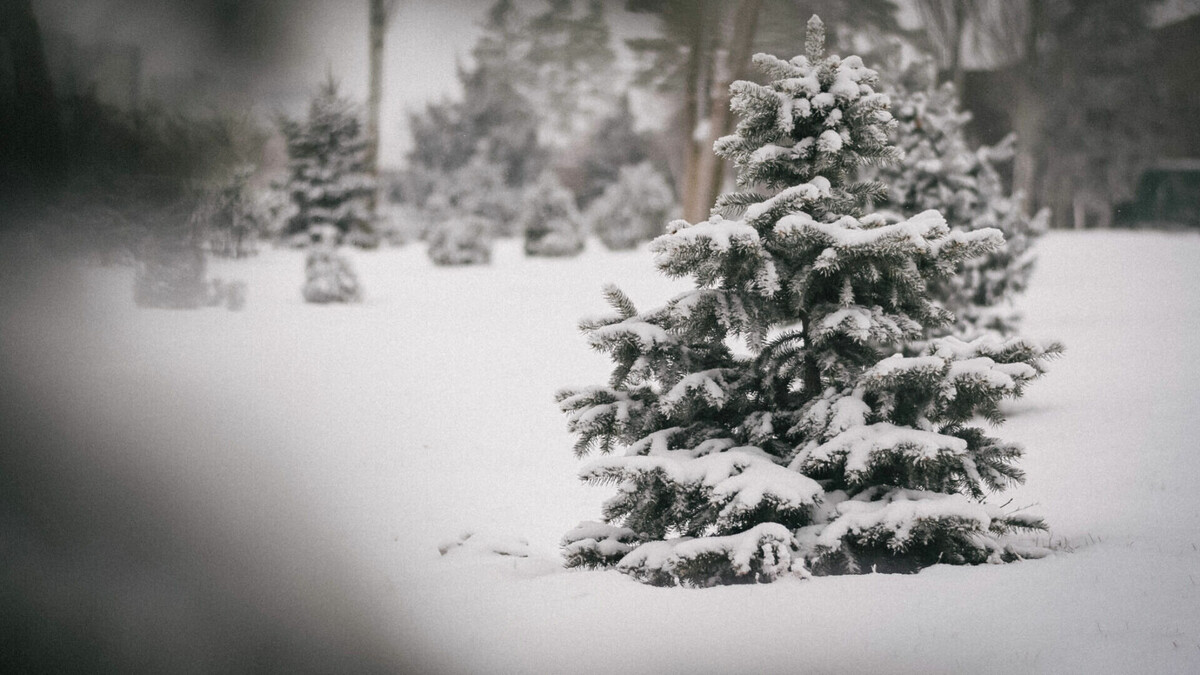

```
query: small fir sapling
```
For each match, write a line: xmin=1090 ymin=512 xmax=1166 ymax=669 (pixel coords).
xmin=557 ymin=16 xmax=1060 ymax=587
xmin=197 ymin=166 xmax=264 ymax=259
xmin=133 ymin=234 xmax=209 ymax=309
xmin=872 ymin=59 xmax=1048 ymax=335
xmin=428 ymin=156 xmax=521 ymax=237
xmin=278 ymin=75 xmax=377 ymax=247
xmin=207 ymin=278 xmax=248 ymax=311
xmin=520 ymin=172 xmax=586 ymax=257
xmin=302 ymin=226 xmax=362 ymax=303
xmin=427 ymin=216 xmax=494 ymax=266
xmin=587 ymin=162 xmax=677 ymax=250
xmin=576 ymin=94 xmax=650 ymax=208
xmin=133 ymin=195 xmax=209 ymax=310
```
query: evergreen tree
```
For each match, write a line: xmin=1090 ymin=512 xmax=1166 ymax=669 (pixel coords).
xmin=406 ymin=0 xmax=547 ymax=196
xmin=427 ymin=216 xmax=494 ymax=266
xmin=520 ymin=172 xmax=585 ymax=257
xmin=872 ymin=60 xmax=1047 ymax=335
xmin=431 ymin=157 xmax=522 ymax=237
xmin=133 ymin=233 xmax=208 ymax=309
xmin=302 ymin=229 xmax=362 ymax=303
xmin=405 ymin=0 xmax=617 ymax=214
xmin=196 ymin=165 xmax=264 ymax=259
xmin=558 ymin=16 xmax=1059 ymax=587
xmin=132 ymin=187 xmax=209 ymax=310
xmin=523 ymin=0 xmax=618 ymax=143
xmin=587 ymin=162 xmax=676 ymax=250
xmin=575 ymin=94 xmax=651 ymax=209
xmin=279 ymin=76 xmax=376 ymax=246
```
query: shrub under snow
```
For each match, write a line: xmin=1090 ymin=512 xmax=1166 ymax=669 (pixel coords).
xmin=427 ymin=216 xmax=494 ymax=266
xmin=587 ymin=162 xmax=677 ymax=250
xmin=520 ymin=173 xmax=585 ymax=258
xmin=302 ymin=245 xmax=362 ymax=304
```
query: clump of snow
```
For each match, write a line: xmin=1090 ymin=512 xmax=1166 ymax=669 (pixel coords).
xmin=817 ymin=129 xmax=844 ymax=153
xmin=653 ymin=215 xmax=760 ymax=255
xmin=439 ymin=530 xmax=532 ymax=558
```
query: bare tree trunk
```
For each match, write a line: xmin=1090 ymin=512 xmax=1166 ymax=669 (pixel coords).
xmin=0 ymin=0 xmax=64 ymax=203
xmin=687 ymin=0 xmax=762 ymax=222
xmin=1012 ymin=0 xmax=1042 ymax=220
xmin=678 ymin=8 xmax=711 ymax=222
xmin=950 ymin=0 xmax=967 ymax=95
xmin=366 ymin=0 xmax=389 ymax=218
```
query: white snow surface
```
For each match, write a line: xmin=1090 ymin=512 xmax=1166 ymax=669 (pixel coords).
xmin=5 ymin=231 xmax=1200 ymax=673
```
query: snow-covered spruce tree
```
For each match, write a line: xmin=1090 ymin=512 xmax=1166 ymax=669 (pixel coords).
xmin=278 ymin=76 xmax=377 ymax=247
xmin=427 ymin=215 xmax=493 ymax=266
xmin=587 ymin=162 xmax=677 ymax=251
xmin=428 ymin=156 xmax=520 ymax=237
xmin=873 ymin=61 xmax=1048 ymax=335
xmin=520 ymin=172 xmax=585 ymax=257
xmin=197 ymin=165 xmax=264 ymax=259
xmin=575 ymin=94 xmax=650 ymax=209
xmin=302 ymin=226 xmax=362 ymax=303
xmin=558 ymin=16 xmax=1059 ymax=587
xmin=133 ymin=195 xmax=209 ymax=310
xmin=134 ymin=233 xmax=208 ymax=309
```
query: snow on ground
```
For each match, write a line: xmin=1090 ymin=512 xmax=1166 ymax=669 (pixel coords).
xmin=4 ymin=231 xmax=1200 ymax=673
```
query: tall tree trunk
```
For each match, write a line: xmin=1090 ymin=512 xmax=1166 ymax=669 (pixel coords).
xmin=950 ymin=0 xmax=966 ymax=95
xmin=0 ymin=0 xmax=64 ymax=208
xmin=678 ymin=5 xmax=711 ymax=222
xmin=366 ymin=0 xmax=388 ymax=218
xmin=1012 ymin=0 xmax=1042 ymax=221
xmin=687 ymin=0 xmax=762 ymax=222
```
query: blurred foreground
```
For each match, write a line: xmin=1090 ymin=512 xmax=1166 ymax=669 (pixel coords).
xmin=2 ymin=230 xmax=1199 ymax=672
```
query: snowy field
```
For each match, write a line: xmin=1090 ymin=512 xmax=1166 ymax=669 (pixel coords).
xmin=4 ymin=230 xmax=1200 ymax=673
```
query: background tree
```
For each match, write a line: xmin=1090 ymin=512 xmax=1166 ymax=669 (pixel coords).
xmin=559 ymin=17 xmax=1057 ymax=586
xmin=0 ymin=0 xmax=65 ymax=225
xmin=913 ymin=0 xmax=1162 ymax=227
xmin=405 ymin=0 xmax=617 ymax=221
xmin=523 ymin=0 xmax=618 ymax=143
xmin=871 ymin=58 xmax=1047 ymax=334
xmin=366 ymin=0 xmax=400 ymax=218
xmin=132 ymin=197 xmax=209 ymax=310
xmin=625 ymin=0 xmax=902 ymax=224
xmin=302 ymin=235 xmax=363 ymax=304
xmin=520 ymin=172 xmax=585 ymax=257
xmin=195 ymin=165 xmax=266 ymax=259
xmin=427 ymin=216 xmax=493 ymax=266
xmin=572 ymin=94 xmax=652 ymax=209
xmin=404 ymin=0 xmax=547 ymax=219
xmin=586 ymin=162 xmax=676 ymax=250
xmin=278 ymin=76 xmax=376 ymax=246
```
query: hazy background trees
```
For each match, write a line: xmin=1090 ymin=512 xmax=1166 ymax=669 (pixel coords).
xmin=3 ymin=0 xmax=1198 ymax=248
